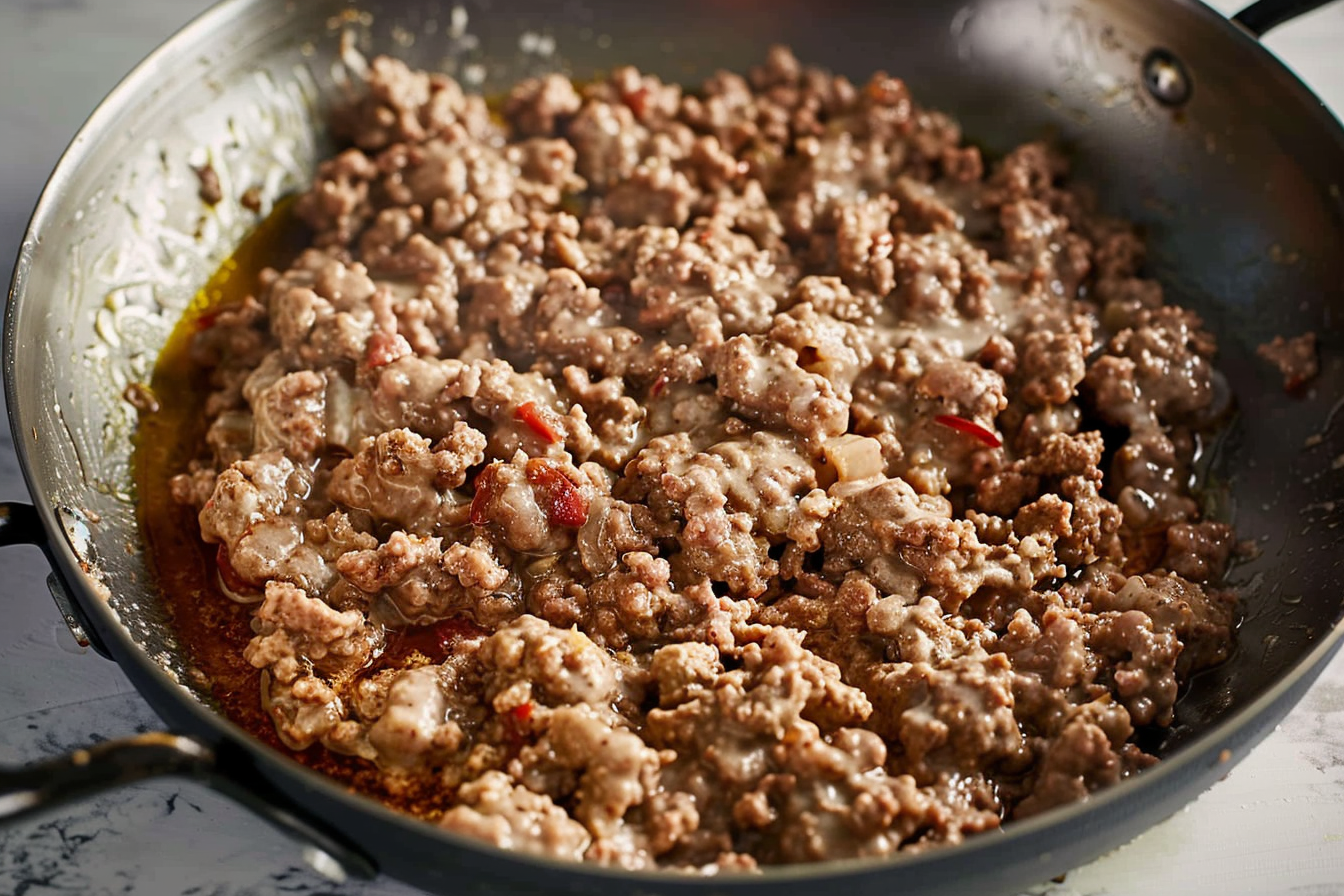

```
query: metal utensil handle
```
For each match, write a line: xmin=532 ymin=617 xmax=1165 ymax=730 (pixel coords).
xmin=0 ymin=732 xmax=213 ymax=821
xmin=0 ymin=500 xmax=377 ymax=882
xmin=0 ymin=732 xmax=376 ymax=882
xmin=1233 ymin=0 xmax=1336 ymax=36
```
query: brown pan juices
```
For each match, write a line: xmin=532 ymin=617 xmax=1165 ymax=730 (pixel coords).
xmin=131 ymin=200 xmax=458 ymax=816
xmin=133 ymin=199 xmax=305 ymax=743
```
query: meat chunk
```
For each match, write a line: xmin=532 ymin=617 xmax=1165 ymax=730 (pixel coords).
xmin=1257 ymin=332 xmax=1318 ymax=392
xmin=198 ymin=451 xmax=323 ymax=593
xmin=248 ymin=369 xmax=327 ymax=460
xmin=328 ymin=426 xmax=485 ymax=535
xmin=516 ymin=705 xmax=665 ymax=864
xmin=714 ymin=335 xmax=849 ymax=443
xmin=505 ymin=74 xmax=583 ymax=137
xmin=263 ymin=249 xmax=378 ymax=367
xmin=366 ymin=666 xmax=466 ymax=768
xmin=243 ymin=581 xmax=374 ymax=685
xmin=440 ymin=771 xmax=591 ymax=860
xmin=337 ymin=530 xmax=517 ymax=626
xmin=1091 ymin=572 xmax=1235 ymax=676
xmin=477 ymin=615 xmax=623 ymax=709
xmin=1103 ymin=306 xmax=1216 ymax=423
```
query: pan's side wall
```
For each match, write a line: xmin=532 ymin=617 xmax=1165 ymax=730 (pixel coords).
xmin=6 ymin=0 xmax=1344 ymax=893
xmin=6 ymin=0 xmax=330 ymax=686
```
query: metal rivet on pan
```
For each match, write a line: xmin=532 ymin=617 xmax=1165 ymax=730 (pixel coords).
xmin=1142 ymin=48 xmax=1192 ymax=106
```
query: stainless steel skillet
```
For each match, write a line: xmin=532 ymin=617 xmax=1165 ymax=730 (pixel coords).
xmin=2 ymin=0 xmax=1342 ymax=892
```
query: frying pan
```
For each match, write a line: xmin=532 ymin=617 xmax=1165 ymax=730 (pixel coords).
xmin=3 ymin=0 xmax=1342 ymax=892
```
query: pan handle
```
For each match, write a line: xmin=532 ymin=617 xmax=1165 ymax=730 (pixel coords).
xmin=0 ymin=732 xmax=377 ymax=883
xmin=0 ymin=501 xmax=112 ymax=658
xmin=1232 ymin=0 xmax=1336 ymax=37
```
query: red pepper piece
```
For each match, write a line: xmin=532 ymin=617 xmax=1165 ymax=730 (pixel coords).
xmin=364 ymin=331 xmax=412 ymax=369
xmin=525 ymin=458 xmax=590 ymax=528
xmin=501 ymin=700 xmax=536 ymax=747
xmin=215 ymin=544 xmax=258 ymax=596
xmin=194 ymin=310 xmax=221 ymax=332
xmin=650 ymin=374 xmax=669 ymax=398
xmin=469 ymin=463 xmax=502 ymax=527
xmin=514 ymin=401 xmax=561 ymax=444
xmin=934 ymin=414 xmax=1002 ymax=449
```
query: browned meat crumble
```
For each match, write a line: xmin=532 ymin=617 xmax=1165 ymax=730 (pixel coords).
xmin=163 ymin=49 xmax=1237 ymax=871
xmin=1258 ymin=332 xmax=1318 ymax=392
xmin=194 ymin=162 xmax=223 ymax=206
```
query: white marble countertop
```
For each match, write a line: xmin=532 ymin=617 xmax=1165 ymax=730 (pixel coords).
xmin=1 ymin=1 xmax=1342 ymax=894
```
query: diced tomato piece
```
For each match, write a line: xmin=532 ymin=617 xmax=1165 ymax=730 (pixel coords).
xmin=194 ymin=310 xmax=222 ymax=332
xmin=866 ymin=75 xmax=907 ymax=106
xmin=514 ymin=401 xmax=561 ymax=444
xmin=501 ymin=700 xmax=536 ymax=747
xmin=429 ymin=617 xmax=486 ymax=657
xmin=364 ymin=331 xmax=412 ymax=369
xmin=524 ymin=458 xmax=590 ymax=528
xmin=623 ymin=85 xmax=651 ymax=118
xmin=934 ymin=414 xmax=1002 ymax=449
xmin=469 ymin=463 xmax=502 ymax=527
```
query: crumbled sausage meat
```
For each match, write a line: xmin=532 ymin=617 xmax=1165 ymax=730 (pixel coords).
xmin=162 ymin=48 xmax=1240 ymax=870
xmin=1257 ymin=332 xmax=1318 ymax=392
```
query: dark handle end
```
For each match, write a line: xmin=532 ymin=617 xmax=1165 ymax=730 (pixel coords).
xmin=1233 ymin=0 xmax=1336 ymax=37
xmin=0 ymin=501 xmax=44 ymax=549
xmin=0 ymin=733 xmax=377 ymax=883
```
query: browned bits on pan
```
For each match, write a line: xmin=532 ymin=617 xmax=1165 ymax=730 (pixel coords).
xmin=240 ymin=185 xmax=264 ymax=213
xmin=122 ymin=382 xmax=160 ymax=414
xmin=193 ymin=163 xmax=223 ymax=206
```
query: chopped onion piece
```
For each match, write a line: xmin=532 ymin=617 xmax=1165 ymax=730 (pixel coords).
xmin=823 ymin=434 xmax=885 ymax=481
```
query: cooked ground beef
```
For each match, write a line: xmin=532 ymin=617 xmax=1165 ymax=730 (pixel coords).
xmin=162 ymin=49 xmax=1237 ymax=871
